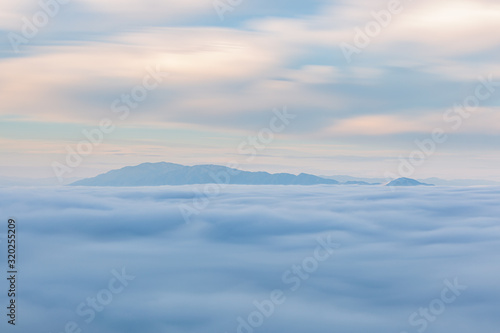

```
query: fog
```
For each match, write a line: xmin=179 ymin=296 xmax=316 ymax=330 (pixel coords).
xmin=0 ymin=185 xmax=499 ymax=333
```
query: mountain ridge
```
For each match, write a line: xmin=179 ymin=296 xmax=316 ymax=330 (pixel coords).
xmin=70 ymin=162 xmax=341 ymax=186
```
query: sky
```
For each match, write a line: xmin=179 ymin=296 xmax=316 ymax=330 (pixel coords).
xmin=1 ymin=0 xmax=499 ymax=181
xmin=1 ymin=185 xmax=499 ymax=332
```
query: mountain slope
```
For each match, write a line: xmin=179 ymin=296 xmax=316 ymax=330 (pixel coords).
xmin=71 ymin=162 xmax=340 ymax=186
xmin=386 ymin=177 xmax=434 ymax=187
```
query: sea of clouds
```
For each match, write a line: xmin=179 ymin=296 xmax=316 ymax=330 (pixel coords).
xmin=0 ymin=185 xmax=499 ymax=333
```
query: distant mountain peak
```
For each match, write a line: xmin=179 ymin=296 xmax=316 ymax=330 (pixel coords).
xmin=386 ymin=177 xmax=434 ymax=187
xmin=70 ymin=162 xmax=340 ymax=187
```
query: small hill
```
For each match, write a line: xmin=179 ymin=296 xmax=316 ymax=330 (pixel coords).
xmin=386 ymin=177 xmax=434 ymax=187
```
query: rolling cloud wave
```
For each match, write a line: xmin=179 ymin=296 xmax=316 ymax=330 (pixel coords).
xmin=0 ymin=185 xmax=499 ymax=332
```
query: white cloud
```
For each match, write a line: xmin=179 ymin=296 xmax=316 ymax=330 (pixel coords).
xmin=1 ymin=185 xmax=499 ymax=332
xmin=0 ymin=0 xmax=40 ymax=30
xmin=80 ymin=0 xmax=213 ymax=20
xmin=323 ymin=114 xmax=440 ymax=135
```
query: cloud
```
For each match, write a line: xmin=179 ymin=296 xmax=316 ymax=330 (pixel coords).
xmin=79 ymin=0 xmax=213 ymax=19
xmin=322 ymin=107 xmax=500 ymax=136
xmin=3 ymin=0 xmax=498 ymax=128
xmin=0 ymin=0 xmax=41 ymax=30
xmin=323 ymin=114 xmax=435 ymax=136
xmin=1 ymin=0 xmax=499 ymax=180
xmin=389 ymin=0 xmax=500 ymax=55
xmin=0 ymin=27 xmax=291 ymax=123
xmin=0 ymin=0 xmax=214 ymax=32
xmin=0 ymin=185 xmax=499 ymax=332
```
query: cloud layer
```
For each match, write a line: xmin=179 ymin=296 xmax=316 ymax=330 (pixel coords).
xmin=0 ymin=185 xmax=499 ymax=332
